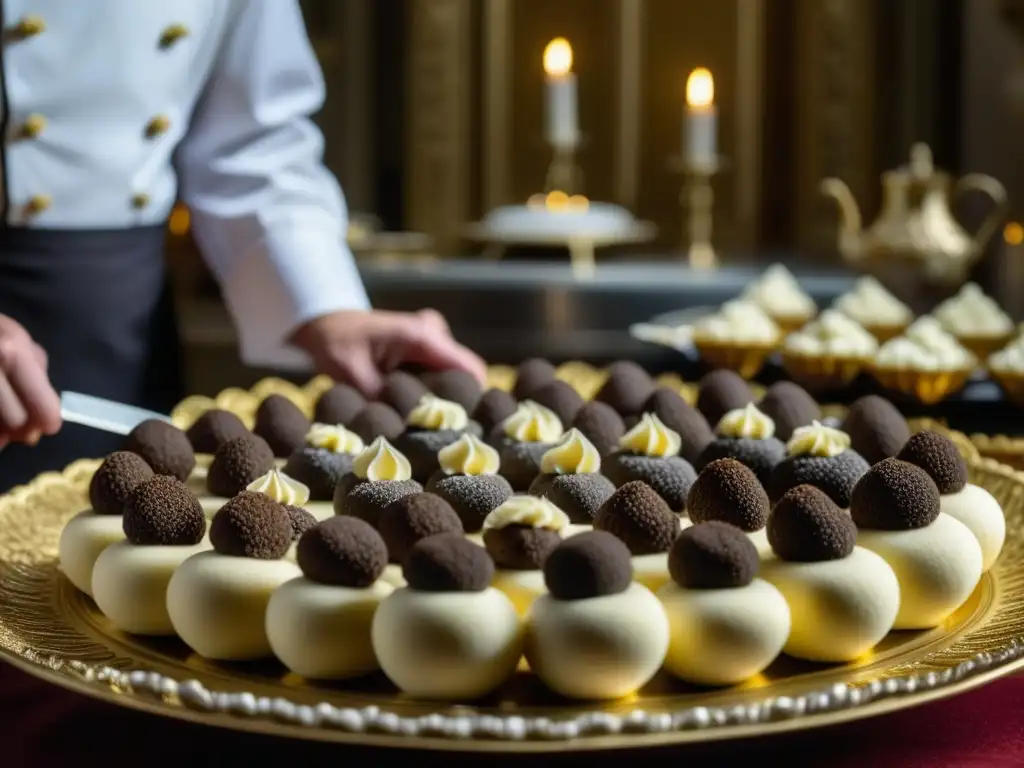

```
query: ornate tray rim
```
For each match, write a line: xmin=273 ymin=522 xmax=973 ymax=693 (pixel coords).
xmin=0 ymin=371 xmax=1022 ymax=752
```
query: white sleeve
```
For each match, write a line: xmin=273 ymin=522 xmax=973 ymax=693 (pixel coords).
xmin=175 ymin=0 xmax=370 ymax=370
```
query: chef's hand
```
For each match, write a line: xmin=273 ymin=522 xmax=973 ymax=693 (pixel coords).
xmin=0 ymin=315 xmax=62 ymax=448
xmin=290 ymin=309 xmax=487 ymax=398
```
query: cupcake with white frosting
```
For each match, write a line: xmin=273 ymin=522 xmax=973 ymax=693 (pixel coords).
xmin=741 ymin=264 xmax=817 ymax=332
xmin=781 ymin=309 xmax=878 ymax=390
xmin=933 ymin=282 xmax=1014 ymax=358
xmin=870 ymin=316 xmax=976 ymax=404
xmin=529 ymin=428 xmax=616 ymax=526
xmin=394 ymin=394 xmax=481 ymax=483
xmin=691 ymin=300 xmax=782 ymax=379
xmin=832 ymin=276 xmax=913 ymax=342
xmin=987 ymin=335 xmax=1024 ymax=407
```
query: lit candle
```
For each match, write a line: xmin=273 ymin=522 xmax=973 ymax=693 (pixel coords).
xmin=684 ymin=67 xmax=717 ymax=170
xmin=544 ymin=37 xmax=579 ymax=151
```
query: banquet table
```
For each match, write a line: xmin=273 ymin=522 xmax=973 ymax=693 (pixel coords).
xmin=1 ymin=662 xmax=1021 ymax=767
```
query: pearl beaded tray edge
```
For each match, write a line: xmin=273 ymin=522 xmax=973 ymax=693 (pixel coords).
xmin=53 ymin=637 xmax=1024 ymax=742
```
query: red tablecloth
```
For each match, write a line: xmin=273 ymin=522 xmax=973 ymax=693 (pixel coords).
xmin=2 ymin=662 xmax=1021 ymax=767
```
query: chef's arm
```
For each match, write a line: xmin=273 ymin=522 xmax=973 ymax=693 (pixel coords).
xmin=174 ymin=0 xmax=369 ymax=370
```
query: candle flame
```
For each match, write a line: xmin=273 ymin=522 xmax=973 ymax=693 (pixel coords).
xmin=686 ymin=67 xmax=714 ymax=108
xmin=543 ymin=37 xmax=573 ymax=77
xmin=526 ymin=191 xmax=589 ymax=213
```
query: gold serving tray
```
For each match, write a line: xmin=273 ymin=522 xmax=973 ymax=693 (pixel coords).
xmin=0 ymin=368 xmax=1022 ymax=753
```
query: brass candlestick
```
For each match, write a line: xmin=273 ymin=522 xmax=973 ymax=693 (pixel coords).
xmin=543 ymin=144 xmax=583 ymax=195
xmin=680 ymin=160 xmax=719 ymax=270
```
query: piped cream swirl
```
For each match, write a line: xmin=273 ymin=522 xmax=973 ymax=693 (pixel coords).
xmin=352 ymin=436 xmax=412 ymax=482
xmin=482 ymin=494 xmax=569 ymax=532
xmin=438 ymin=433 xmax=500 ymax=476
xmin=619 ymin=413 xmax=682 ymax=458
xmin=305 ymin=422 xmax=364 ymax=454
xmin=540 ymin=428 xmax=601 ymax=474
xmin=786 ymin=421 xmax=850 ymax=458
xmin=502 ymin=400 xmax=564 ymax=443
xmin=407 ymin=393 xmax=469 ymax=431
xmin=246 ymin=469 xmax=310 ymax=506
xmin=716 ymin=402 xmax=775 ymax=440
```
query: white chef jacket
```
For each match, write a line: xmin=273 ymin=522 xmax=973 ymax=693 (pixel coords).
xmin=0 ymin=0 xmax=370 ymax=369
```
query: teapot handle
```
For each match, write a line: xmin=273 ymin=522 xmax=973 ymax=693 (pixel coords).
xmin=954 ymin=173 xmax=1009 ymax=250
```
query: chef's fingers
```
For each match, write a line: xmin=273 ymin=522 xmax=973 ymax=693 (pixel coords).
xmin=391 ymin=318 xmax=487 ymax=384
xmin=330 ymin=346 xmax=385 ymax=399
xmin=0 ymin=343 xmax=61 ymax=437
xmin=418 ymin=308 xmax=451 ymax=335
xmin=31 ymin=342 xmax=48 ymax=372
xmin=0 ymin=373 xmax=29 ymax=439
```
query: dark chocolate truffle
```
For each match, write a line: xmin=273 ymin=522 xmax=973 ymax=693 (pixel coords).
xmin=850 ymin=457 xmax=941 ymax=531
xmin=603 ymin=453 xmax=697 ymax=512
xmin=89 ymin=451 xmax=154 ymax=515
xmin=123 ymin=419 xmax=195 ymax=481
xmin=472 ymin=388 xmax=518 ymax=432
xmin=186 ymin=409 xmax=249 ymax=455
xmin=282 ymin=447 xmax=352 ymax=501
xmin=421 ymin=369 xmax=483 ymax=413
xmin=696 ymin=370 xmax=755 ymax=428
xmin=349 ymin=402 xmax=405 ymax=443
xmin=687 ymin=458 xmax=769 ymax=532
xmin=403 ymin=533 xmax=494 ymax=592
xmin=896 ymin=431 xmax=968 ymax=495
xmin=379 ymin=371 xmax=429 ymax=418
xmin=769 ymin=449 xmax=870 ymax=508
xmin=424 ymin=472 xmax=514 ymax=532
xmin=529 ymin=379 xmax=585 ymax=426
xmin=378 ymin=492 xmax=464 ymax=563
xmin=593 ymin=361 xmax=655 ymax=417
xmin=644 ymin=387 xmax=714 ymax=464
xmin=284 ymin=504 xmax=317 ymax=540
xmin=483 ymin=524 xmax=561 ymax=570
xmin=514 ymin=358 xmax=556 ymax=400
xmin=669 ymin=521 xmax=758 ymax=589
xmin=209 ymin=491 xmax=292 ymax=559
xmin=122 ymin=475 xmax=205 ymax=546
xmin=843 ymin=395 xmax=911 ymax=465
xmin=696 ymin=436 xmax=786 ymax=490
xmin=758 ymin=381 xmax=821 ymax=442
xmin=543 ymin=531 xmax=632 ymax=600
xmin=594 ymin=481 xmax=680 ymax=555
xmin=297 ymin=516 xmax=388 ymax=587
xmin=529 ymin=472 xmax=616 ymax=524
xmin=314 ymin=383 xmax=366 ymax=425
xmin=337 ymin=478 xmax=423 ymax=529
xmin=207 ymin=434 xmax=275 ymax=498
xmin=573 ymin=403 xmax=625 ymax=458
xmin=253 ymin=395 xmax=311 ymax=458
xmin=768 ymin=485 xmax=856 ymax=562
xmin=499 ymin=439 xmax=554 ymax=492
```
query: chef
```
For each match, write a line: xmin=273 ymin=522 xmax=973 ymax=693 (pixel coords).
xmin=0 ymin=2 xmax=485 ymax=491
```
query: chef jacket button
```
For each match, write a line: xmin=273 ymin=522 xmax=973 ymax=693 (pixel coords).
xmin=26 ymin=195 xmax=51 ymax=215
xmin=10 ymin=15 xmax=45 ymax=40
xmin=131 ymin=193 xmax=151 ymax=210
xmin=159 ymin=24 xmax=190 ymax=49
xmin=145 ymin=115 xmax=171 ymax=139
xmin=19 ymin=114 xmax=47 ymax=139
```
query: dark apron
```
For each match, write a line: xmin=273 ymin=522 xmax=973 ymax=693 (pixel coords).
xmin=0 ymin=226 xmax=183 ymax=492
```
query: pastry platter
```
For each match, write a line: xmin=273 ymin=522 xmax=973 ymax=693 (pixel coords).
xmin=1 ymin=368 xmax=1024 ymax=753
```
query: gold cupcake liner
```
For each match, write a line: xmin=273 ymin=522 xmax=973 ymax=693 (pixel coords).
xmin=692 ymin=338 xmax=779 ymax=380
xmin=868 ymin=364 xmax=973 ymax=405
xmin=955 ymin=332 xmax=1014 ymax=361
xmin=989 ymin=367 xmax=1024 ymax=409
xmin=862 ymin=321 xmax=909 ymax=344
xmin=780 ymin=352 xmax=869 ymax=391
xmin=771 ymin=313 xmax=815 ymax=335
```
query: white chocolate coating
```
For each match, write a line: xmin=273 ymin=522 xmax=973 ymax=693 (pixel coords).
xmin=92 ymin=538 xmax=211 ymax=635
xmin=747 ymin=527 xmax=772 ymax=559
xmin=266 ymin=577 xmax=393 ymax=679
xmin=372 ymin=587 xmax=522 ymax=699
xmin=58 ymin=511 xmax=126 ymax=596
xmin=380 ymin=564 xmax=407 ymax=588
xmin=658 ymin=579 xmax=790 ymax=686
xmin=632 ymin=553 xmax=671 ymax=592
xmin=940 ymin=484 xmax=1005 ymax=571
xmin=857 ymin=513 xmax=983 ymax=629
xmin=526 ymin=583 xmax=669 ymax=700
xmin=492 ymin=569 xmax=547 ymax=615
xmin=760 ymin=547 xmax=900 ymax=662
xmin=166 ymin=551 xmax=301 ymax=660
xmin=304 ymin=502 xmax=336 ymax=522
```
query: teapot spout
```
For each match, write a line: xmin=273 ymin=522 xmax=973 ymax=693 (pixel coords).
xmin=820 ymin=178 xmax=862 ymax=255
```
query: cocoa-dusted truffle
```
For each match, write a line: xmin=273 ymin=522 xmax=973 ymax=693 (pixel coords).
xmin=769 ymin=449 xmax=870 ymax=508
xmin=123 ymin=419 xmax=195 ymax=481
xmin=314 ymin=383 xmax=366 ymax=425
xmin=843 ymin=395 xmax=910 ymax=465
xmin=603 ymin=453 xmax=697 ymax=512
xmin=499 ymin=440 xmax=553 ymax=492
xmin=337 ymin=478 xmax=423 ymax=529
xmin=483 ymin=524 xmax=561 ymax=570
xmin=593 ymin=361 xmax=655 ymax=417
xmin=687 ymin=458 xmax=769 ymax=532
xmin=758 ymin=381 xmax=820 ymax=442
xmin=378 ymin=492 xmax=464 ymax=563
xmin=529 ymin=472 xmax=616 ymax=524
xmin=425 ymin=473 xmax=513 ymax=532
xmin=472 ymin=388 xmax=518 ymax=432
xmin=209 ymin=491 xmax=292 ymax=559
xmin=185 ymin=409 xmax=249 ymax=455
xmin=543 ymin=531 xmax=632 ymax=600
xmin=572 ymin=401 xmax=626 ymax=457
xmin=253 ymin=395 xmax=311 ymax=458
xmin=89 ymin=451 xmax=154 ymax=515
xmin=644 ymin=387 xmax=714 ymax=464
xmin=122 ymin=475 xmax=205 ymax=546
xmin=297 ymin=516 xmax=388 ymax=587
xmin=696 ymin=436 xmax=786 ymax=490
xmin=422 ymin=369 xmax=483 ymax=413
xmin=207 ymin=434 xmax=275 ymax=498
xmin=669 ymin=521 xmax=758 ymax=589
xmin=850 ymin=458 xmax=940 ymax=531
xmin=349 ymin=402 xmax=405 ymax=443
xmin=594 ymin=481 xmax=680 ymax=555
xmin=896 ymin=431 xmax=968 ymax=495
xmin=403 ymin=534 xmax=494 ymax=592
xmin=696 ymin=370 xmax=754 ymax=428
xmin=513 ymin=358 xmax=556 ymax=400
xmin=530 ymin=379 xmax=584 ymax=426
xmin=282 ymin=447 xmax=352 ymax=501
xmin=768 ymin=485 xmax=857 ymax=562
xmin=379 ymin=370 xmax=429 ymax=418
xmin=285 ymin=505 xmax=317 ymax=540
